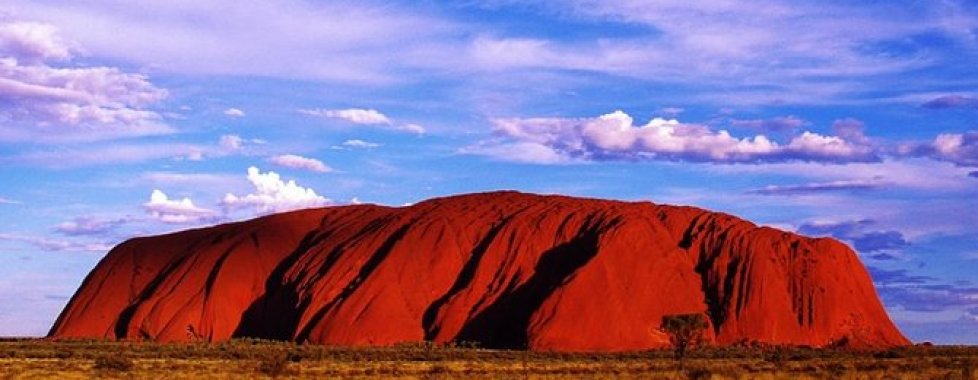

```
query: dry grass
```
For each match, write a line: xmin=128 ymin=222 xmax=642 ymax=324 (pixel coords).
xmin=0 ymin=339 xmax=975 ymax=379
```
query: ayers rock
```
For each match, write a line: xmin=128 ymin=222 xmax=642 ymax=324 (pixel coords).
xmin=50 ymin=191 xmax=909 ymax=351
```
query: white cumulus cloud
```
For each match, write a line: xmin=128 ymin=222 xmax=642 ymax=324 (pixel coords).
xmin=143 ymin=189 xmax=216 ymax=224
xmin=268 ymin=154 xmax=332 ymax=173
xmin=464 ymin=110 xmax=877 ymax=164
xmin=341 ymin=139 xmax=381 ymax=148
xmin=785 ymin=132 xmax=873 ymax=160
xmin=221 ymin=166 xmax=330 ymax=214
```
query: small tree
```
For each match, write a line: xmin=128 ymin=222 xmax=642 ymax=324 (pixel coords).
xmin=660 ymin=313 xmax=709 ymax=367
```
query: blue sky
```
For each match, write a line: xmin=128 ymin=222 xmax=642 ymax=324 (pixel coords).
xmin=1 ymin=0 xmax=977 ymax=343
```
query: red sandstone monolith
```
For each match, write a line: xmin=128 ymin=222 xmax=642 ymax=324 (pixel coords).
xmin=50 ymin=191 xmax=909 ymax=351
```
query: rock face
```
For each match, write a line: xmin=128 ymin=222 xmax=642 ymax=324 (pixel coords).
xmin=50 ymin=191 xmax=909 ymax=351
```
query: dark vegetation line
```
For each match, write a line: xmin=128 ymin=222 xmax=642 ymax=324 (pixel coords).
xmin=3 ymin=339 xmax=977 ymax=379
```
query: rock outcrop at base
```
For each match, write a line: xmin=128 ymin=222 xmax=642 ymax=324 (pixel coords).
xmin=50 ymin=191 xmax=909 ymax=351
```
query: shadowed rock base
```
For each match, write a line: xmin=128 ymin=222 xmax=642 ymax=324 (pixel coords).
xmin=50 ymin=191 xmax=909 ymax=351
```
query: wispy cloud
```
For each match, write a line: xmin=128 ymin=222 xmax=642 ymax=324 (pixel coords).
xmin=301 ymin=107 xmax=425 ymax=134
xmin=923 ymin=95 xmax=978 ymax=109
xmin=551 ymin=1 xmax=970 ymax=99
xmin=799 ymin=219 xmax=909 ymax=254
xmin=7 ymin=143 xmax=206 ymax=168
xmin=5 ymin=0 xmax=974 ymax=108
xmin=3 ymin=1 xmax=456 ymax=84
xmin=729 ymin=116 xmax=808 ymax=133
xmin=141 ymin=172 xmax=240 ymax=188
xmin=5 ymin=132 xmax=277 ymax=168
xmin=219 ymin=134 xmax=244 ymax=150
xmin=748 ymin=179 xmax=884 ymax=195
xmin=213 ymin=134 xmax=268 ymax=157
xmin=223 ymin=108 xmax=245 ymax=117
xmin=453 ymin=1 xmax=968 ymax=106
xmin=0 ymin=232 xmax=111 ymax=252
xmin=0 ymin=197 xmax=19 ymax=205
xmin=397 ymin=123 xmax=426 ymax=135
xmin=708 ymin=157 xmax=976 ymax=192
xmin=459 ymin=140 xmax=574 ymax=164
xmin=870 ymin=265 xmax=978 ymax=315
xmin=268 ymin=154 xmax=332 ymax=173
xmin=54 ymin=216 xmax=130 ymax=236
xmin=301 ymin=108 xmax=391 ymax=125
xmin=877 ymin=285 xmax=978 ymax=313
xmin=657 ymin=107 xmax=684 ymax=117
xmin=869 ymin=267 xmax=936 ymax=285
xmin=0 ymin=18 xmax=170 ymax=142
xmin=340 ymin=139 xmax=381 ymax=149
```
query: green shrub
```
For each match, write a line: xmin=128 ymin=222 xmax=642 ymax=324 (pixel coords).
xmin=660 ymin=313 xmax=709 ymax=363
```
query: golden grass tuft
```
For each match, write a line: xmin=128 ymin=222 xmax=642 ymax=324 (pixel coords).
xmin=0 ymin=339 xmax=975 ymax=379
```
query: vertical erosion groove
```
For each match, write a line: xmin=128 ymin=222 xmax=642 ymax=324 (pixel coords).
xmin=232 ymin=230 xmax=326 ymax=340
xmin=451 ymin=218 xmax=607 ymax=349
xmin=422 ymin=219 xmax=512 ymax=341
xmin=294 ymin=223 xmax=413 ymax=342
xmin=113 ymin=254 xmax=192 ymax=339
